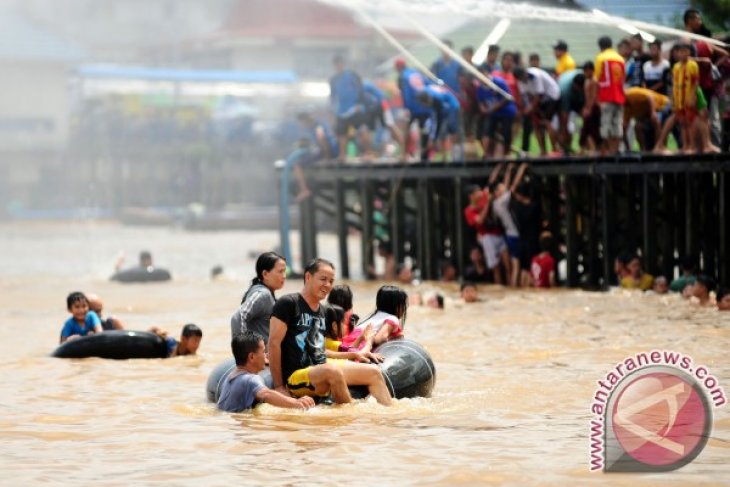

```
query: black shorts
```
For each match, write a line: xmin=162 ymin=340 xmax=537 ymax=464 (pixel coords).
xmin=364 ymin=105 xmax=384 ymax=131
xmin=335 ymin=113 xmax=364 ymax=136
xmin=537 ymin=98 xmax=560 ymax=121
xmin=101 ymin=317 xmax=115 ymax=331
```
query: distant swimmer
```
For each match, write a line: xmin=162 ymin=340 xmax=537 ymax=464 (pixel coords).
xmin=149 ymin=324 xmax=203 ymax=357
xmin=85 ymin=293 xmax=124 ymax=331
xmin=217 ymin=331 xmax=315 ymax=412
xmin=59 ymin=292 xmax=103 ymax=344
xmin=111 ymin=251 xmax=171 ymax=283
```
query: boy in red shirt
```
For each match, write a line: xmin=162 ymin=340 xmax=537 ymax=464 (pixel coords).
xmin=464 ymin=184 xmax=509 ymax=284
xmin=531 ymin=231 xmax=556 ymax=288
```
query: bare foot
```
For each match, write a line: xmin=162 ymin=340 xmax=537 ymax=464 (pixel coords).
xmin=294 ymin=188 xmax=312 ymax=203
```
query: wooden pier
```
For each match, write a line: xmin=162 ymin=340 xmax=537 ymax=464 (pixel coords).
xmin=279 ymin=153 xmax=730 ymax=288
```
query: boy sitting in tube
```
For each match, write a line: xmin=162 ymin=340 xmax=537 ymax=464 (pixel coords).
xmin=59 ymin=292 xmax=103 ymax=344
xmin=218 ymin=331 xmax=315 ymax=412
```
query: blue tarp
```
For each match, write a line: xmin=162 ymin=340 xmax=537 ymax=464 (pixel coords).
xmin=77 ymin=65 xmax=298 ymax=84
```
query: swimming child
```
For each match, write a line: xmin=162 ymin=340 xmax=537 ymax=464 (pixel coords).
xmin=150 ymin=323 xmax=203 ymax=357
xmin=341 ymin=285 xmax=407 ymax=350
xmin=59 ymin=291 xmax=103 ymax=344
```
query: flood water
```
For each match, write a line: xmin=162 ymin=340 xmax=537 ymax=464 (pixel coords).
xmin=0 ymin=221 xmax=728 ymax=486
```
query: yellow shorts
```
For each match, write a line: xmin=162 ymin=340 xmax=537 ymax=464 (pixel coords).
xmin=286 ymin=360 xmax=348 ymax=397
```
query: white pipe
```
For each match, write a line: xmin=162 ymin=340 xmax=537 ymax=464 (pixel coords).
xmin=385 ymin=0 xmax=514 ymax=100
xmin=347 ymin=3 xmax=443 ymax=85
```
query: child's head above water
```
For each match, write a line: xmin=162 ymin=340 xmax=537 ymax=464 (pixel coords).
xmin=376 ymin=285 xmax=409 ymax=322
xmin=179 ymin=323 xmax=203 ymax=355
xmin=66 ymin=291 xmax=89 ymax=321
xmin=324 ymin=304 xmax=346 ymax=340
xmin=328 ymin=284 xmax=353 ymax=312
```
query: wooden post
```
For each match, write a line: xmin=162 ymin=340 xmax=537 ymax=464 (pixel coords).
xmin=360 ymin=180 xmax=374 ymax=279
xmin=717 ymin=172 xmax=730 ymax=285
xmin=453 ymin=177 xmax=465 ymax=278
xmin=565 ymin=175 xmax=578 ymax=287
xmin=601 ymin=174 xmax=611 ymax=287
xmin=335 ymin=179 xmax=349 ymax=279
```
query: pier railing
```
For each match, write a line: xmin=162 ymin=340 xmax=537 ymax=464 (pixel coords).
xmin=279 ymin=153 xmax=730 ymax=288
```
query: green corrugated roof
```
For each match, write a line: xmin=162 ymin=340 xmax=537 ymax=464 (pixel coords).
xmin=409 ymin=17 xmax=645 ymax=72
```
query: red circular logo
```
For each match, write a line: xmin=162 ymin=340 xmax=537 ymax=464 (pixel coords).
xmin=611 ymin=372 xmax=709 ymax=467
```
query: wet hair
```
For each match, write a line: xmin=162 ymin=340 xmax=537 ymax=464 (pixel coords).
xmin=598 ymin=36 xmax=613 ymax=50
xmin=324 ymin=304 xmax=345 ymax=339
xmin=304 ymin=258 xmax=335 ymax=282
xmin=683 ymin=8 xmax=700 ymax=26
xmin=679 ymin=254 xmax=698 ymax=273
xmin=66 ymin=291 xmax=88 ymax=310
xmin=572 ymin=73 xmax=586 ymax=87
xmin=328 ymin=284 xmax=353 ymax=311
xmin=539 ymin=232 xmax=554 ymax=252
xmin=181 ymin=323 xmax=202 ymax=338
xmin=716 ymin=287 xmax=730 ymax=301
xmin=231 ymin=330 xmax=263 ymax=366
xmin=695 ymin=274 xmax=716 ymax=293
xmin=460 ymin=281 xmax=477 ymax=292
xmin=439 ymin=259 xmax=456 ymax=277
xmin=374 ymin=285 xmax=409 ymax=323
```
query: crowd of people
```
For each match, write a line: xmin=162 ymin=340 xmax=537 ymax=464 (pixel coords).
xmin=289 ymin=7 xmax=730 ymax=196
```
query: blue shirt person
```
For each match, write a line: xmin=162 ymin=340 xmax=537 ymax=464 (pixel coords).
xmin=217 ymin=331 xmax=315 ymax=412
xmin=60 ymin=291 xmax=103 ymax=343
xmin=431 ymin=41 xmax=462 ymax=95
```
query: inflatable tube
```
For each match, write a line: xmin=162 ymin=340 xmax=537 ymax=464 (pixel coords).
xmin=206 ymin=339 xmax=435 ymax=403
xmin=111 ymin=266 xmax=171 ymax=283
xmin=52 ymin=330 xmax=168 ymax=360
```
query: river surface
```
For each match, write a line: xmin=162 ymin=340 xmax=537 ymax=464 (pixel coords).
xmin=0 ymin=221 xmax=728 ymax=486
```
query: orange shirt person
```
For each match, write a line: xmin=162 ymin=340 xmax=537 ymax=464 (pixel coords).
xmin=594 ymin=36 xmax=626 ymax=155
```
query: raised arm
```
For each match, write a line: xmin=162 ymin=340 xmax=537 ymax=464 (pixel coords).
xmin=267 ymin=317 xmax=288 ymax=394
xmin=510 ymin=162 xmax=529 ymax=193
xmin=488 ymin=161 xmax=504 ymax=184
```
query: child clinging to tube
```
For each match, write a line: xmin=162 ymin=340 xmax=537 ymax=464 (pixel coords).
xmin=323 ymin=304 xmax=383 ymax=364
xmin=341 ymin=285 xmax=407 ymax=351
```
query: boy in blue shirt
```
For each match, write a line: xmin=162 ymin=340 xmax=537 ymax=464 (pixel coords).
xmin=477 ymin=70 xmax=517 ymax=159
xmin=59 ymin=292 xmax=103 ymax=344
xmin=329 ymin=55 xmax=365 ymax=161
xmin=416 ymin=85 xmax=461 ymax=161
xmin=218 ymin=331 xmax=315 ymax=412
xmin=430 ymin=39 xmax=462 ymax=95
